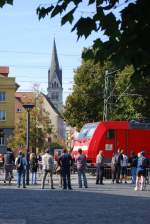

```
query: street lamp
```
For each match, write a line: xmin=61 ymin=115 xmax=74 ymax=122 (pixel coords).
xmin=23 ymin=103 xmax=34 ymax=185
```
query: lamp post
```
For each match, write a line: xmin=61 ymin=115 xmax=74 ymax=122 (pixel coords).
xmin=23 ymin=103 xmax=34 ymax=185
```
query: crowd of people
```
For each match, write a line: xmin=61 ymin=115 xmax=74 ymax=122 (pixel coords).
xmin=0 ymin=147 xmax=149 ymax=191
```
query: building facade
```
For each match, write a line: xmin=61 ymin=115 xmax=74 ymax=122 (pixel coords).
xmin=0 ymin=66 xmax=18 ymax=153
xmin=47 ymin=39 xmax=63 ymax=113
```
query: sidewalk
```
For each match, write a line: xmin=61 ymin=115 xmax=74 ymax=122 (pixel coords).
xmin=0 ymin=173 xmax=150 ymax=224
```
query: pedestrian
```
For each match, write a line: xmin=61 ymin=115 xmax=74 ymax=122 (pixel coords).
xmin=128 ymin=151 xmax=137 ymax=184
xmin=3 ymin=147 xmax=15 ymax=184
xmin=120 ymin=151 xmax=128 ymax=184
xmin=111 ymin=153 xmax=117 ymax=184
xmin=41 ymin=149 xmax=54 ymax=189
xmin=75 ymin=148 xmax=88 ymax=188
xmin=96 ymin=150 xmax=104 ymax=185
xmin=30 ymin=153 xmax=38 ymax=184
xmin=135 ymin=151 xmax=148 ymax=191
xmin=15 ymin=151 xmax=27 ymax=188
xmin=114 ymin=149 xmax=123 ymax=183
xmin=58 ymin=149 xmax=73 ymax=190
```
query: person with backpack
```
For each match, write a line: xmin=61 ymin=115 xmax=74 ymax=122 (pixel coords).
xmin=134 ymin=151 xmax=148 ymax=191
xmin=30 ymin=153 xmax=38 ymax=185
xmin=41 ymin=149 xmax=55 ymax=189
xmin=15 ymin=151 xmax=27 ymax=188
xmin=75 ymin=148 xmax=88 ymax=188
xmin=3 ymin=147 xmax=15 ymax=184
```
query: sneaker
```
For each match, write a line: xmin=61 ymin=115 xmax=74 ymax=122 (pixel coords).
xmin=134 ymin=186 xmax=138 ymax=191
xmin=140 ymin=186 xmax=143 ymax=191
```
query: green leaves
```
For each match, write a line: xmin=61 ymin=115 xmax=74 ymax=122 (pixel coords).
xmin=37 ymin=6 xmax=54 ymax=20
xmin=72 ymin=17 xmax=97 ymax=38
xmin=0 ymin=0 xmax=13 ymax=8
xmin=61 ymin=7 xmax=77 ymax=25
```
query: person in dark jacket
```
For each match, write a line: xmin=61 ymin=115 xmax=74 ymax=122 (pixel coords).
xmin=3 ymin=147 xmax=15 ymax=184
xmin=58 ymin=149 xmax=73 ymax=190
xmin=128 ymin=151 xmax=137 ymax=184
xmin=30 ymin=153 xmax=38 ymax=184
xmin=114 ymin=149 xmax=123 ymax=183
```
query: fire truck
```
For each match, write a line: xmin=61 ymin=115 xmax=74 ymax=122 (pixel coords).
xmin=72 ymin=120 xmax=150 ymax=166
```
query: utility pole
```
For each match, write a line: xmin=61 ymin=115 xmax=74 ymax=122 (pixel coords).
xmin=103 ymin=70 xmax=117 ymax=121
xmin=103 ymin=70 xmax=113 ymax=121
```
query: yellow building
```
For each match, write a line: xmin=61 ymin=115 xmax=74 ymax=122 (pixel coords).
xmin=0 ymin=66 xmax=19 ymax=153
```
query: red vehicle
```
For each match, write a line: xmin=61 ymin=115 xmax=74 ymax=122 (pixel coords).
xmin=72 ymin=120 xmax=150 ymax=166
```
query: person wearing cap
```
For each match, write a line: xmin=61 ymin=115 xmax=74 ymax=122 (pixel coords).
xmin=58 ymin=149 xmax=73 ymax=190
xmin=41 ymin=149 xmax=55 ymax=189
xmin=75 ymin=148 xmax=88 ymax=188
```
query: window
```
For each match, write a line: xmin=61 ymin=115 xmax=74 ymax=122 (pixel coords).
xmin=106 ymin=129 xmax=115 ymax=139
xmin=0 ymin=92 xmax=6 ymax=101
xmin=0 ymin=111 xmax=6 ymax=121
xmin=0 ymin=136 xmax=4 ymax=146
xmin=0 ymin=129 xmax=4 ymax=146
xmin=16 ymin=108 xmax=22 ymax=112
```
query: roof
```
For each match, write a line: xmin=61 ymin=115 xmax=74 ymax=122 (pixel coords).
xmin=15 ymin=92 xmax=35 ymax=104
xmin=42 ymin=93 xmax=63 ymax=119
xmin=0 ymin=66 xmax=9 ymax=76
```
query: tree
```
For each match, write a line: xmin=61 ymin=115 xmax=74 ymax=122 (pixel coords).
xmin=8 ymin=92 xmax=55 ymax=153
xmin=64 ymin=57 xmax=150 ymax=129
xmin=37 ymin=0 xmax=150 ymax=77
xmin=0 ymin=0 xmax=13 ymax=8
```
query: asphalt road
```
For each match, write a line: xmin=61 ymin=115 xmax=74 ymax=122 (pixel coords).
xmin=0 ymin=174 xmax=150 ymax=224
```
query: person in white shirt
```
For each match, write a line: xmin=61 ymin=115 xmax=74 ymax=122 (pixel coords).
xmin=41 ymin=149 xmax=54 ymax=189
xmin=120 ymin=151 xmax=128 ymax=184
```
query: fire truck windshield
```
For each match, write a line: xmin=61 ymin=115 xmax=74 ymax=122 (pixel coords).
xmin=77 ymin=123 xmax=98 ymax=139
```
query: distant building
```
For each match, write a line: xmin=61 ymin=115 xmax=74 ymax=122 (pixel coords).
xmin=0 ymin=66 xmax=19 ymax=153
xmin=15 ymin=92 xmax=65 ymax=143
xmin=47 ymin=39 xmax=63 ymax=113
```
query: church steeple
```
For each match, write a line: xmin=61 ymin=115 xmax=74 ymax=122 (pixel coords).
xmin=47 ymin=39 xmax=63 ymax=113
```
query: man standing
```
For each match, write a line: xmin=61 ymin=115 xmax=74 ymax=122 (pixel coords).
xmin=75 ymin=148 xmax=88 ymax=188
xmin=15 ymin=151 xmax=27 ymax=188
xmin=58 ymin=149 xmax=73 ymax=190
xmin=4 ymin=147 xmax=15 ymax=184
xmin=114 ymin=149 xmax=123 ymax=183
xmin=96 ymin=150 xmax=105 ymax=185
xmin=41 ymin=149 xmax=54 ymax=189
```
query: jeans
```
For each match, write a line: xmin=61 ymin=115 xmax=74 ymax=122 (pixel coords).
xmin=131 ymin=167 xmax=137 ymax=184
xmin=61 ymin=168 xmax=72 ymax=189
xmin=17 ymin=170 xmax=26 ymax=188
xmin=96 ymin=165 xmax=104 ymax=184
xmin=31 ymin=172 xmax=37 ymax=184
xmin=77 ymin=169 xmax=88 ymax=188
xmin=41 ymin=169 xmax=53 ymax=189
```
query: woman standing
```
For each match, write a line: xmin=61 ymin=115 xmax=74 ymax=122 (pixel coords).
xmin=30 ymin=153 xmax=38 ymax=185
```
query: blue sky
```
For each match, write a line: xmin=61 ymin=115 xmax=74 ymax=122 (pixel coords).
xmin=0 ymin=0 xmax=100 ymax=103
xmin=0 ymin=0 xmax=128 ymax=103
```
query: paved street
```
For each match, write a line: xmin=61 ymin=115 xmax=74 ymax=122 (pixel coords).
xmin=0 ymin=174 xmax=150 ymax=224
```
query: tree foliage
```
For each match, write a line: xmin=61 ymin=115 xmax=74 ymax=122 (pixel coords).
xmin=0 ymin=0 xmax=13 ymax=8
xmin=37 ymin=0 xmax=150 ymax=77
xmin=64 ymin=58 xmax=150 ymax=130
xmin=8 ymin=92 xmax=54 ymax=153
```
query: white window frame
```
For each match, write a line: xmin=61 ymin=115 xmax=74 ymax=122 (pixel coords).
xmin=0 ymin=111 xmax=6 ymax=121
xmin=0 ymin=92 xmax=6 ymax=102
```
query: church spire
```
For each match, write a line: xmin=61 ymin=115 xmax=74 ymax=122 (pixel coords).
xmin=47 ymin=39 xmax=63 ymax=113
xmin=49 ymin=38 xmax=62 ymax=85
